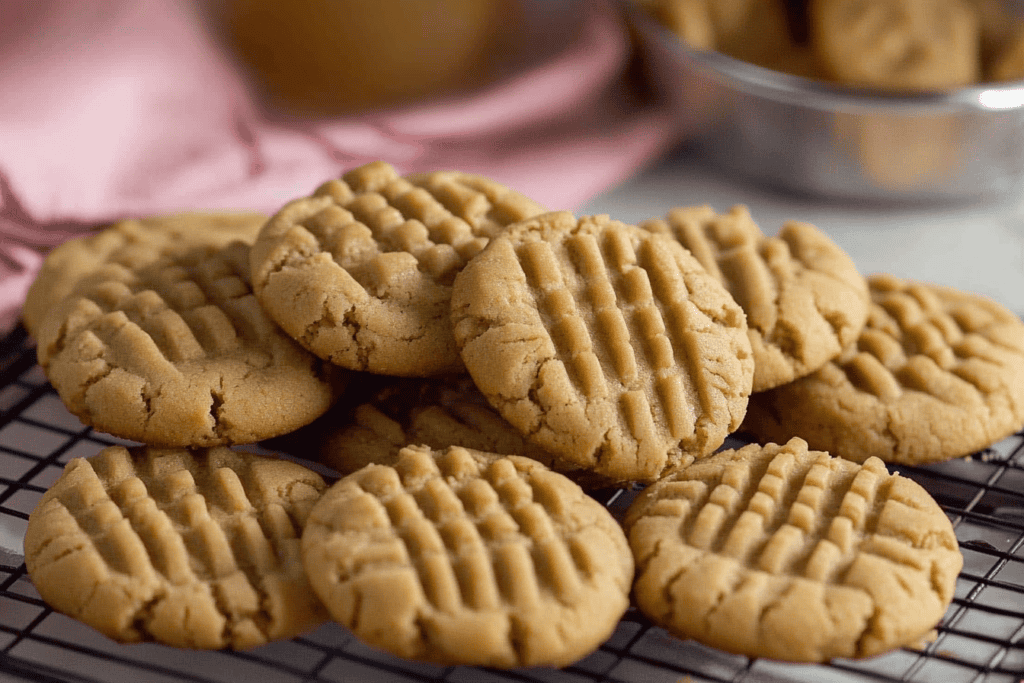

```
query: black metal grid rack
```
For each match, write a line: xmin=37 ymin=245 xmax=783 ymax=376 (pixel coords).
xmin=2 ymin=323 xmax=1023 ymax=683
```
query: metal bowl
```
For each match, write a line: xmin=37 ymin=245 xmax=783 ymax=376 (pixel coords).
xmin=626 ymin=2 xmax=1024 ymax=203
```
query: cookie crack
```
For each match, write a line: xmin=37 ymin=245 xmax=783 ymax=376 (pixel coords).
xmin=660 ymin=561 xmax=692 ymax=623
xmin=68 ymin=360 xmax=114 ymax=422
xmin=699 ymin=561 xmax=744 ymax=636
xmin=508 ymin=613 xmax=530 ymax=666
xmin=140 ymin=383 xmax=158 ymax=430
xmin=26 ymin=529 xmax=87 ymax=567
xmin=209 ymin=380 xmax=226 ymax=437
xmin=130 ymin=591 xmax=166 ymax=643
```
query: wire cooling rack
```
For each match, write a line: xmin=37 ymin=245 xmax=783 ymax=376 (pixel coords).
xmin=2 ymin=323 xmax=1023 ymax=683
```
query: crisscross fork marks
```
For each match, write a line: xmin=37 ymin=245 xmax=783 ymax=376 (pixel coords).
xmin=57 ymin=240 xmax=273 ymax=367
xmin=354 ymin=447 xmax=591 ymax=614
xmin=26 ymin=445 xmax=326 ymax=648
xmin=634 ymin=441 xmax=897 ymax=585
xmin=624 ymin=438 xmax=963 ymax=661
xmin=843 ymin=277 xmax=1016 ymax=405
xmin=646 ymin=206 xmax=779 ymax=333
xmin=303 ymin=162 xmax=526 ymax=286
xmin=94 ymin=447 xmax=310 ymax=592
xmin=516 ymin=225 xmax=700 ymax=450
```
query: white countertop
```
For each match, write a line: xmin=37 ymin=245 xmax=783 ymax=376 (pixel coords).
xmin=580 ymin=145 xmax=1024 ymax=317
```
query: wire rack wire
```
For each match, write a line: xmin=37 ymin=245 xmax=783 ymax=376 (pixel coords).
xmin=2 ymin=323 xmax=1023 ymax=683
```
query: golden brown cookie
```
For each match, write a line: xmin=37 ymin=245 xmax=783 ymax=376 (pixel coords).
xmin=810 ymin=0 xmax=980 ymax=90
xmin=642 ymin=205 xmax=869 ymax=392
xmin=301 ymin=444 xmax=634 ymax=667
xmin=22 ymin=212 xmax=267 ymax=338
xmin=647 ymin=0 xmax=793 ymax=66
xmin=743 ymin=274 xmax=1024 ymax=465
xmin=624 ymin=438 xmax=963 ymax=662
xmin=450 ymin=211 xmax=753 ymax=484
xmin=833 ymin=112 xmax=965 ymax=192
xmin=23 ymin=445 xmax=329 ymax=649
xmin=248 ymin=161 xmax=546 ymax=377
xmin=35 ymin=240 xmax=342 ymax=447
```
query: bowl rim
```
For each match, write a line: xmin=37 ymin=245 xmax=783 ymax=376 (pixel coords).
xmin=630 ymin=3 xmax=1024 ymax=114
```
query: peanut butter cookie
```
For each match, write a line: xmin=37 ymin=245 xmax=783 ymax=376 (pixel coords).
xmin=248 ymin=161 xmax=545 ymax=376
xmin=23 ymin=212 xmax=266 ymax=337
xmin=24 ymin=445 xmax=329 ymax=649
xmin=36 ymin=240 xmax=342 ymax=447
xmin=451 ymin=211 xmax=753 ymax=483
xmin=301 ymin=444 xmax=633 ymax=667
xmin=314 ymin=374 xmax=617 ymax=488
xmin=624 ymin=438 xmax=962 ymax=661
xmin=744 ymin=274 xmax=1024 ymax=464
xmin=810 ymin=0 xmax=980 ymax=90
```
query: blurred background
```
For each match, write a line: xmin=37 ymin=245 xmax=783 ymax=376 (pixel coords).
xmin=2 ymin=0 xmax=1024 ymax=335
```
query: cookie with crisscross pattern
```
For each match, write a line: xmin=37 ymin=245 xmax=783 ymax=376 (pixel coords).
xmin=641 ymin=205 xmax=869 ymax=392
xmin=248 ymin=161 xmax=546 ymax=376
xmin=22 ymin=212 xmax=267 ymax=338
xmin=624 ymin=437 xmax=962 ymax=662
xmin=23 ymin=445 xmax=329 ymax=649
xmin=301 ymin=444 xmax=633 ymax=667
xmin=36 ymin=240 xmax=342 ymax=447
xmin=743 ymin=273 xmax=1024 ymax=464
xmin=450 ymin=211 xmax=753 ymax=483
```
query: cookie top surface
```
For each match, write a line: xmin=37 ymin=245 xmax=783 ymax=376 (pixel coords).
xmin=450 ymin=211 xmax=754 ymax=483
xmin=624 ymin=437 xmax=962 ymax=662
xmin=743 ymin=274 xmax=1024 ymax=464
xmin=642 ymin=205 xmax=869 ymax=392
xmin=248 ymin=161 xmax=546 ymax=377
xmin=23 ymin=445 xmax=328 ymax=649
xmin=810 ymin=0 xmax=980 ymax=90
xmin=23 ymin=212 xmax=267 ymax=338
xmin=301 ymin=444 xmax=634 ymax=668
xmin=36 ymin=240 xmax=342 ymax=447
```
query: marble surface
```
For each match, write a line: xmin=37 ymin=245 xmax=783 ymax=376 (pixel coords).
xmin=580 ymin=145 xmax=1024 ymax=317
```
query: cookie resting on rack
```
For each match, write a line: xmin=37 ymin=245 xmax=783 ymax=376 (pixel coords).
xmin=301 ymin=444 xmax=634 ymax=668
xmin=623 ymin=437 xmax=963 ymax=662
xmin=743 ymin=273 xmax=1024 ymax=465
xmin=450 ymin=211 xmax=753 ymax=483
xmin=23 ymin=445 xmax=329 ymax=649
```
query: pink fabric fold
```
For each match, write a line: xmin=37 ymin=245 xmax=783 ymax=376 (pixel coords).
xmin=0 ymin=0 xmax=681 ymax=338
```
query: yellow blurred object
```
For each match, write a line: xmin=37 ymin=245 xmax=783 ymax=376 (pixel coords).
xmin=647 ymin=0 xmax=792 ymax=67
xmin=219 ymin=0 xmax=516 ymax=115
xmin=640 ymin=0 xmax=1024 ymax=88
xmin=810 ymin=0 xmax=981 ymax=91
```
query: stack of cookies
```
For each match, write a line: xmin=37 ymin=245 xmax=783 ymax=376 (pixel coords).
xmin=23 ymin=160 xmax=1024 ymax=667
xmin=639 ymin=0 xmax=1024 ymax=87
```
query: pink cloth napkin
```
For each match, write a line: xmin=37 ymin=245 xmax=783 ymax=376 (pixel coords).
xmin=0 ymin=0 xmax=681 ymax=338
